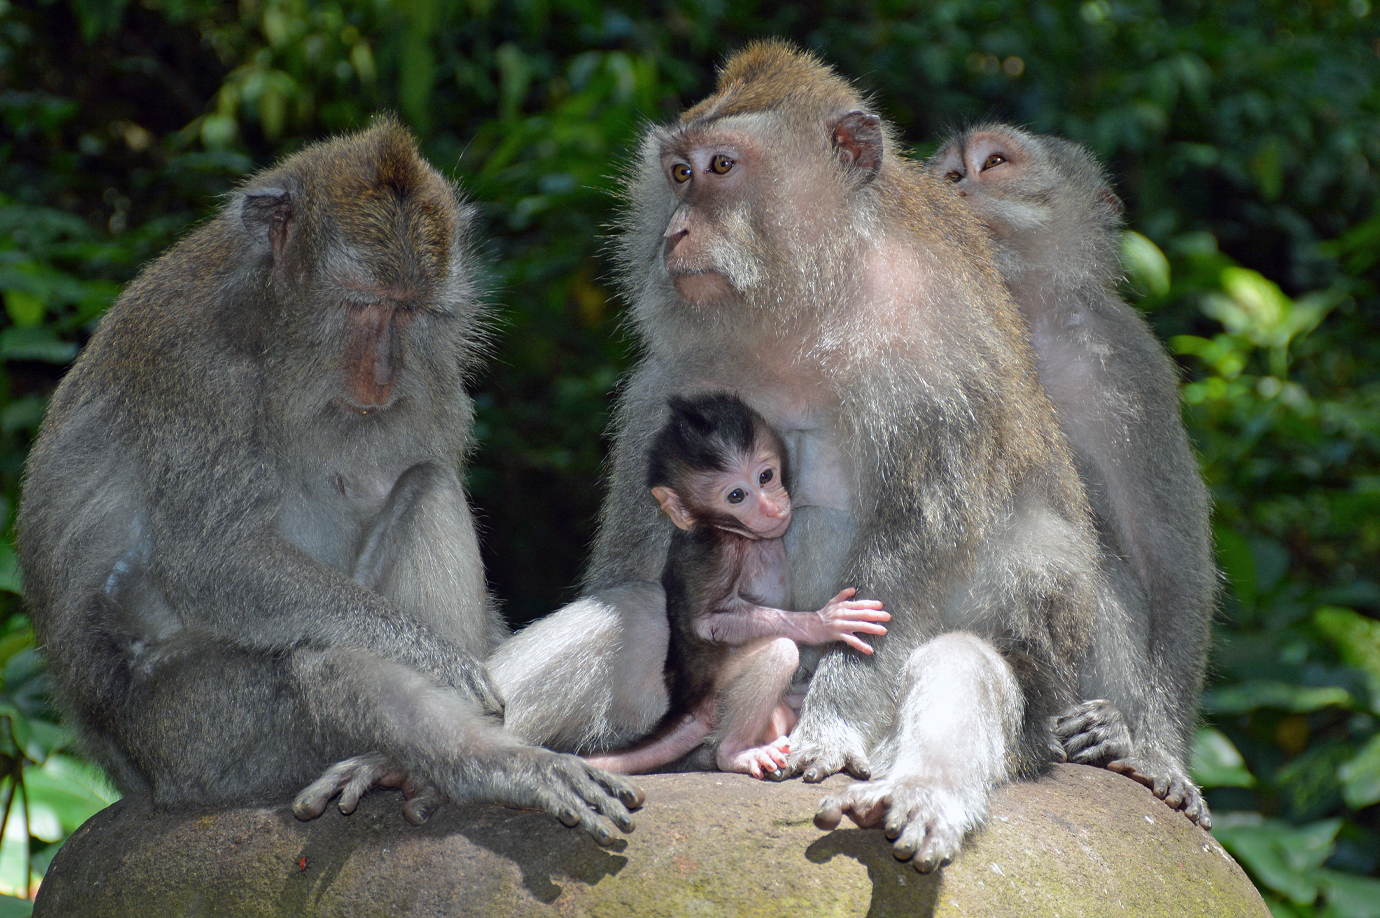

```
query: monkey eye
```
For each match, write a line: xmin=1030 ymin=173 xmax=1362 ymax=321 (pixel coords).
xmin=709 ymin=154 xmax=735 ymax=175
xmin=981 ymin=153 xmax=1007 ymax=171
xmin=671 ymin=163 xmax=692 ymax=184
xmin=727 ymin=488 xmax=746 ymax=504
xmin=759 ymin=468 xmax=774 ymax=486
xmin=944 ymin=170 xmax=963 ymax=183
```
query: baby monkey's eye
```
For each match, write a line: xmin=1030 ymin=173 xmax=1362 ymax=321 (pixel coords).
xmin=759 ymin=468 xmax=774 ymax=486
xmin=944 ymin=170 xmax=963 ymax=183
xmin=710 ymin=154 xmax=735 ymax=175
xmin=671 ymin=163 xmax=692 ymax=183
xmin=981 ymin=153 xmax=1007 ymax=171
xmin=727 ymin=488 xmax=746 ymax=504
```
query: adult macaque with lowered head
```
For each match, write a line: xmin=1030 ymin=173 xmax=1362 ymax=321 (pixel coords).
xmin=586 ymin=392 xmax=889 ymax=779
xmin=17 ymin=117 xmax=642 ymax=844
xmin=492 ymin=42 xmax=1102 ymax=871
xmin=927 ymin=125 xmax=1216 ymax=827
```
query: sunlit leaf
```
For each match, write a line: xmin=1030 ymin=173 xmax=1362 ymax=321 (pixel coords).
xmin=1191 ymin=727 xmax=1255 ymax=788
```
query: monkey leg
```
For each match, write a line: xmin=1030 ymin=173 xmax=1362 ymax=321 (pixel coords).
xmin=112 ymin=638 xmax=643 ymax=844
xmin=1070 ymin=581 xmax=1212 ymax=827
xmin=490 ymin=582 xmax=670 ymax=755
xmin=714 ymin=637 xmax=799 ymax=779
xmin=815 ymin=633 xmax=1020 ymax=872
xmin=352 ymin=462 xmax=505 ymax=718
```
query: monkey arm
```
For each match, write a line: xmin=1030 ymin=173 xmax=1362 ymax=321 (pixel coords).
xmin=696 ymin=589 xmax=887 ymax=653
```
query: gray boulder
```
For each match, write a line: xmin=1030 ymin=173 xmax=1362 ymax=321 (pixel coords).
xmin=35 ymin=764 xmax=1266 ymax=917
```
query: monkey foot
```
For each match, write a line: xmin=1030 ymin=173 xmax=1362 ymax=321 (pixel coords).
xmin=1106 ymin=757 xmax=1212 ymax=828
xmin=782 ymin=725 xmax=871 ymax=783
xmin=1052 ymin=698 xmax=1134 ymax=766
xmin=293 ymin=752 xmax=445 ymax=825
xmin=814 ymin=775 xmax=975 ymax=872
xmin=720 ymin=735 xmax=791 ymax=779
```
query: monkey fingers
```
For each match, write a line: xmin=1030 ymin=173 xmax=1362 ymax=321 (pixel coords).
xmin=783 ymin=731 xmax=872 ymax=783
xmin=292 ymin=752 xmax=410 ymax=820
xmin=496 ymin=751 xmax=645 ymax=846
xmin=1053 ymin=698 xmax=1133 ymax=765
xmin=814 ymin=781 xmax=889 ymax=831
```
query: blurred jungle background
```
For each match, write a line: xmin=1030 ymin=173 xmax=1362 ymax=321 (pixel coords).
xmin=0 ymin=0 xmax=1376 ymax=912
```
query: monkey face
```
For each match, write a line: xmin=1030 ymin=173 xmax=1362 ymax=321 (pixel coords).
xmin=700 ymin=446 xmax=792 ymax=541
xmin=656 ymin=127 xmax=768 ymax=305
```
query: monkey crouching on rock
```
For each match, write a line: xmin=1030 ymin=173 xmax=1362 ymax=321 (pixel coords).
xmin=492 ymin=42 xmax=1103 ymax=872
xmin=928 ymin=125 xmax=1216 ymax=827
xmin=17 ymin=116 xmax=642 ymax=844
xmin=586 ymin=392 xmax=888 ymax=779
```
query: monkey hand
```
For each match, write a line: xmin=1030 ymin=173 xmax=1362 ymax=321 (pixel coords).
xmin=779 ymin=717 xmax=871 ymax=783
xmin=434 ymin=650 xmax=507 ymax=720
xmin=815 ymin=774 xmax=976 ymax=872
xmin=293 ymin=752 xmax=446 ymax=825
xmin=1106 ymin=754 xmax=1212 ymax=829
xmin=809 ymin=588 xmax=890 ymax=653
xmin=475 ymin=747 xmax=646 ymax=846
xmin=1052 ymin=698 xmax=1133 ymax=765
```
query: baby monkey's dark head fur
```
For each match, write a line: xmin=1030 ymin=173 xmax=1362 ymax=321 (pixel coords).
xmin=647 ymin=393 xmax=792 ymax=541
xmin=647 ymin=393 xmax=789 ymax=492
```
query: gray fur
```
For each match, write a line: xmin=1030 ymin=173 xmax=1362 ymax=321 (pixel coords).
xmin=927 ymin=123 xmax=1217 ymax=826
xmin=17 ymin=117 xmax=641 ymax=843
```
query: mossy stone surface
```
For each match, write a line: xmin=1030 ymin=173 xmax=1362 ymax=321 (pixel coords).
xmin=34 ymin=764 xmax=1267 ymax=917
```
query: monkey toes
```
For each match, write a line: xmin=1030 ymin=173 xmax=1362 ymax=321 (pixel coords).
xmin=501 ymin=751 xmax=646 ymax=846
xmin=814 ymin=777 xmax=967 ymax=873
xmin=293 ymin=753 xmax=444 ymax=825
xmin=782 ymin=732 xmax=871 ymax=783
xmin=1053 ymin=698 xmax=1133 ymax=766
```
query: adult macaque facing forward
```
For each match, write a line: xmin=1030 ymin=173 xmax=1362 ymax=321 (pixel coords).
xmin=493 ymin=43 xmax=1101 ymax=871
xmin=587 ymin=392 xmax=889 ymax=779
xmin=18 ymin=117 xmax=641 ymax=844
xmin=927 ymin=125 xmax=1215 ymax=826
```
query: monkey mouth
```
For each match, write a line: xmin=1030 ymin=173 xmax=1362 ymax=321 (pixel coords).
xmin=669 ymin=268 xmax=735 ymax=304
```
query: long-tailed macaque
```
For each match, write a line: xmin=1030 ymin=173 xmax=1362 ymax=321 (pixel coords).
xmin=492 ymin=43 xmax=1102 ymax=871
xmin=587 ymin=393 xmax=889 ymax=779
xmin=926 ymin=125 xmax=1216 ymax=827
xmin=17 ymin=117 xmax=642 ymax=844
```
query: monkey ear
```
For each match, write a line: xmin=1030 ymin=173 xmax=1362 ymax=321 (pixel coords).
xmin=1100 ymin=188 xmax=1125 ymax=219
xmin=241 ymin=190 xmax=295 ymax=262
xmin=652 ymin=486 xmax=696 ymax=531
xmin=830 ymin=110 xmax=883 ymax=183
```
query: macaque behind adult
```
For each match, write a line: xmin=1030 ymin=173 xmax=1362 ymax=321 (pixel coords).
xmin=17 ymin=117 xmax=641 ymax=843
xmin=494 ymin=43 xmax=1101 ymax=871
xmin=928 ymin=125 xmax=1216 ymax=826
xmin=588 ymin=393 xmax=888 ymax=779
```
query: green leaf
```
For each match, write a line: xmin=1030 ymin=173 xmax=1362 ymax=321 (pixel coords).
xmin=1121 ymin=230 xmax=1171 ymax=298
xmin=1191 ymin=727 xmax=1255 ymax=788
xmin=0 ymin=894 xmax=31 ymax=918
xmin=2 ymin=291 xmax=44 ymax=328
xmin=0 ymin=328 xmax=77 ymax=365
xmin=1213 ymin=814 xmax=1340 ymax=906
xmin=1204 ymin=680 xmax=1353 ymax=715
xmin=1318 ymin=868 xmax=1380 ymax=918
xmin=23 ymin=755 xmax=119 ymax=840
xmin=1337 ymin=732 xmax=1380 ymax=810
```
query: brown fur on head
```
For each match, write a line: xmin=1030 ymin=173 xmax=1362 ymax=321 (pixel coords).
xmin=681 ymin=40 xmax=868 ymax=127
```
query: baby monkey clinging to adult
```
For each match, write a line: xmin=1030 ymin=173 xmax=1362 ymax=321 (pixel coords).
xmin=587 ymin=393 xmax=889 ymax=779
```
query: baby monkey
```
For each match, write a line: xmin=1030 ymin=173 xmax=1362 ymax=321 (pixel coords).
xmin=588 ymin=393 xmax=889 ymax=779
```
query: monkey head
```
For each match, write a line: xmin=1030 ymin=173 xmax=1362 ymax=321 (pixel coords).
xmin=929 ymin=124 xmax=1124 ymax=278
xmin=646 ymin=391 xmax=792 ymax=541
xmin=618 ymin=41 xmax=893 ymax=338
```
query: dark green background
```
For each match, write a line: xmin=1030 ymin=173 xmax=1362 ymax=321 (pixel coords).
xmin=0 ymin=1 xmax=1377 ymax=912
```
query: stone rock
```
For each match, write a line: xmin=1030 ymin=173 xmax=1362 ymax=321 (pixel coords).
xmin=35 ymin=764 xmax=1266 ymax=917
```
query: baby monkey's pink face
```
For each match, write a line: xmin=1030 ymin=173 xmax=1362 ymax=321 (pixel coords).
xmin=654 ymin=443 xmax=793 ymax=541
xmin=704 ymin=446 xmax=792 ymax=540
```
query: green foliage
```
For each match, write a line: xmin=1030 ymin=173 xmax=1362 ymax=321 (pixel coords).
xmin=0 ymin=0 xmax=1376 ymax=907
